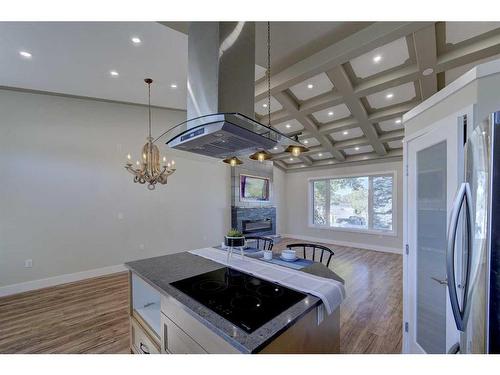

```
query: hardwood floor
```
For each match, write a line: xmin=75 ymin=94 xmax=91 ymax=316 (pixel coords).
xmin=274 ymin=238 xmax=403 ymax=354
xmin=0 ymin=239 xmax=402 ymax=354
xmin=0 ymin=272 xmax=130 ymax=353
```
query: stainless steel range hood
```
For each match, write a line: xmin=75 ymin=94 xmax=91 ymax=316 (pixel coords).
xmin=162 ymin=22 xmax=302 ymax=159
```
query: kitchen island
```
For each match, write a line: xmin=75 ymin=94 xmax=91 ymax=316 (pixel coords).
xmin=125 ymin=250 xmax=345 ymax=354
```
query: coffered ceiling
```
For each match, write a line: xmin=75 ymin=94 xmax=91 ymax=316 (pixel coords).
xmin=252 ymin=21 xmax=500 ymax=171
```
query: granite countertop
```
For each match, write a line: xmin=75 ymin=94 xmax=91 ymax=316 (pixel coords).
xmin=125 ymin=251 xmax=344 ymax=353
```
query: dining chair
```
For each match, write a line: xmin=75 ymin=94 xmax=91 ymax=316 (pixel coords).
xmin=286 ymin=243 xmax=335 ymax=267
xmin=245 ymin=236 xmax=274 ymax=251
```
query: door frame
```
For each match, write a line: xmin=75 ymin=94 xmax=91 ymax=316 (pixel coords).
xmin=403 ymin=105 xmax=472 ymax=353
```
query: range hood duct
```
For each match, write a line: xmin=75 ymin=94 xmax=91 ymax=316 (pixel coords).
xmin=186 ymin=22 xmax=255 ymax=120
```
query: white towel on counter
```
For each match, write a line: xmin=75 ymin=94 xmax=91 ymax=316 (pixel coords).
xmin=189 ymin=247 xmax=346 ymax=315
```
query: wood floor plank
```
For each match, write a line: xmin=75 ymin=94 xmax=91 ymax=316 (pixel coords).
xmin=0 ymin=240 xmax=402 ymax=354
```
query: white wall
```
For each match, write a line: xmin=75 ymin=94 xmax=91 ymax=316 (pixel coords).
xmin=0 ymin=89 xmax=231 ymax=287
xmin=282 ymin=161 xmax=404 ymax=253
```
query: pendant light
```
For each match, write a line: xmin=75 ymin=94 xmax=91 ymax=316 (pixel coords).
xmin=222 ymin=156 xmax=243 ymax=167
xmin=125 ymin=78 xmax=176 ymax=190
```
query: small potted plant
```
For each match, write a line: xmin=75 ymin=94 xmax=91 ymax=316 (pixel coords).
xmin=224 ymin=228 xmax=245 ymax=248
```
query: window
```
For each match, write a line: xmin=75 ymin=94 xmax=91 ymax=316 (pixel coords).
xmin=310 ymin=173 xmax=395 ymax=233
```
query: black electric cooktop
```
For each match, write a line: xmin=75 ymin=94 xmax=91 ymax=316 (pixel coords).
xmin=170 ymin=267 xmax=307 ymax=333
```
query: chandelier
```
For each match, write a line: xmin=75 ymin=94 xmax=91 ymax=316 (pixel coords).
xmin=125 ymin=78 xmax=176 ymax=190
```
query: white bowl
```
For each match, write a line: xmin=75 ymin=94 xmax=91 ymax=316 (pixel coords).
xmin=281 ymin=249 xmax=297 ymax=259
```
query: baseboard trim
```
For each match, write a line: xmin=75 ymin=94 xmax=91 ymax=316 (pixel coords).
xmin=281 ymin=233 xmax=402 ymax=254
xmin=0 ymin=264 xmax=127 ymax=298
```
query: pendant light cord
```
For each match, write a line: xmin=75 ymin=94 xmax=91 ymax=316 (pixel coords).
xmin=147 ymin=81 xmax=152 ymax=139
xmin=267 ymin=21 xmax=271 ymax=128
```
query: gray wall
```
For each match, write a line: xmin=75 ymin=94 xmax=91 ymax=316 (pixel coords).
xmin=282 ymin=161 xmax=404 ymax=253
xmin=0 ymin=89 xmax=231 ymax=286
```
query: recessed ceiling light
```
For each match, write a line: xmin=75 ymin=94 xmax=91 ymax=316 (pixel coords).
xmin=131 ymin=37 xmax=142 ymax=44
xmin=170 ymin=83 xmax=178 ymax=89
xmin=395 ymin=119 xmax=402 ymax=124
xmin=110 ymin=70 xmax=119 ymax=77
xmin=262 ymin=103 xmax=268 ymax=108
xmin=386 ymin=93 xmax=394 ymax=99
xmin=328 ymin=111 xmax=334 ymax=116
xmin=307 ymin=84 xmax=314 ymax=89
xmin=422 ymin=68 xmax=434 ymax=76
xmin=303 ymin=140 xmax=309 ymax=144
xmin=343 ymin=131 xmax=349 ymax=135
xmin=318 ymin=153 xmax=323 ymax=157
xmin=355 ymin=146 xmax=360 ymax=151
xmin=273 ymin=146 xmax=278 ymax=150
xmin=373 ymin=55 xmax=382 ymax=63
xmin=19 ymin=51 xmax=32 ymax=58
xmin=289 ymin=158 xmax=294 ymax=161
xmin=285 ymin=124 xmax=291 ymax=128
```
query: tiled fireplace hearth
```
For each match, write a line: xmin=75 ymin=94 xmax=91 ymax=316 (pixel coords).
xmin=231 ymin=206 xmax=276 ymax=236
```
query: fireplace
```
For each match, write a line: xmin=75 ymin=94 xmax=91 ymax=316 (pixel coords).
xmin=231 ymin=207 xmax=276 ymax=237
xmin=242 ymin=218 xmax=273 ymax=234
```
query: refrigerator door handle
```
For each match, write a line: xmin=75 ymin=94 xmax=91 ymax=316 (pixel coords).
xmin=446 ymin=182 xmax=467 ymax=331
xmin=461 ymin=183 xmax=474 ymax=327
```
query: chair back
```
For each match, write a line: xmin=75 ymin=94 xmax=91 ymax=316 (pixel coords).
xmin=286 ymin=243 xmax=334 ymax=267
xmin=245 ymin=236 xmax=274 ymax=251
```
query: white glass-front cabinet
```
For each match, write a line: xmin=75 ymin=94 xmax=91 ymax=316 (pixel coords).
xmin=403 ymin=106 xmax=471 ymax=353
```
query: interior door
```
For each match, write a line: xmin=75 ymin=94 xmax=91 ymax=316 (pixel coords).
xmin=406 ymin=109 xmax=468 ymax=353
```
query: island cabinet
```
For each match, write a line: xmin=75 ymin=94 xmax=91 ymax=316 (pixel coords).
xmin=129 ymin=270 xmax=340 ymax=354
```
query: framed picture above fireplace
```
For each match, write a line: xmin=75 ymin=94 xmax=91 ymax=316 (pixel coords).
xmin=240 ymin=174 xmax=270 ymax=202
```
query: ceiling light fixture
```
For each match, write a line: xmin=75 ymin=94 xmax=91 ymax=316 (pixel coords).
xmin=328 ymin=111 xmax=334 ymax=116
xmin=285 ymin=123 xmax=291 ymax=128
xmin=262 ymin=103 xmax=268 ymax=108
xmin=285 ymin=135 xmax=309 ymax=157
xmin=110 ymin=70 xmax=119 ymax=77
xmin=289 ymin=158 xmax=294 ymax=161
xmin=307 ymin=84 xmax=314 ymax=89
xmin=386 ymin=93 xmax=394 ymax=99
xmin=318 ymin=153 xmax=323 ymax=157
xmin=125 ymin=79 xmax=176 ymax=190
xmin=303 ymin=140 xmax=309 ymax=144
xmin=395 ymin=119 xmax=402 ymax=124
xmin=273 ymin=146 xmax=278 ymax=150
xmin=343 ymin=131 xmax=349 ymax=135
xmin=373 ymin=55 xmax=382 ymax=63
xmin=170 ymin=83 xmax=178 ymax=89
xmin=131 ymin=37 xmax=142 ymax=44
xmin=223 ymin=156 xmax=243 ymax=167
xmin=19 ymin=51 xmax=32 ymax=58
xmin=249 ymin=150 xmax=272 ymax=162
xmin=355 ymin=146 xmax=360 ymax=151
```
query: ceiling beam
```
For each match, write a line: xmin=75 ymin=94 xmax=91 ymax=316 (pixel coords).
xmin=413 ymin=24 xmax=438 ymax=100
xmin=274 ymin=91 xmax=346 ymax=161
xmin=325 ymin=66 xmax=386 ymax=155
xmin=436 ymin=31 xmax=500 ymax=72
xmin=286 ymin=148 xmax=404 ymax=171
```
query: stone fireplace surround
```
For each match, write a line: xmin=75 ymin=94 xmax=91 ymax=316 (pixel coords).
xmin=230 ymin=160 xmax=276 ymax=237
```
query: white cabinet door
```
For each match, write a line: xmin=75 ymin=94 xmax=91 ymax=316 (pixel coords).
xmin=405 ymin=107 xmax=470 ymax=353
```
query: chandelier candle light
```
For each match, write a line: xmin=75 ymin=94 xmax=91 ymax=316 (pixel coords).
xmin=125 ymin=78 xmax=176 ymax=190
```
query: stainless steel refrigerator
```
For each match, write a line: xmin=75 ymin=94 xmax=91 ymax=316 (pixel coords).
xmin=446 ymin=111 xmax=500 ymax=353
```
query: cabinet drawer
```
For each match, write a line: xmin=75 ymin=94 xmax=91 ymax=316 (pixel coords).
xmin=131 ymin=318 xmax=160 ymax=354
xmin=162 ymin=314 xmax=207 ymax=354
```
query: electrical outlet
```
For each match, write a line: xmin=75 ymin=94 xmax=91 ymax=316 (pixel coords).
xmin=24 ymin=259 xmax=33 ymax=268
